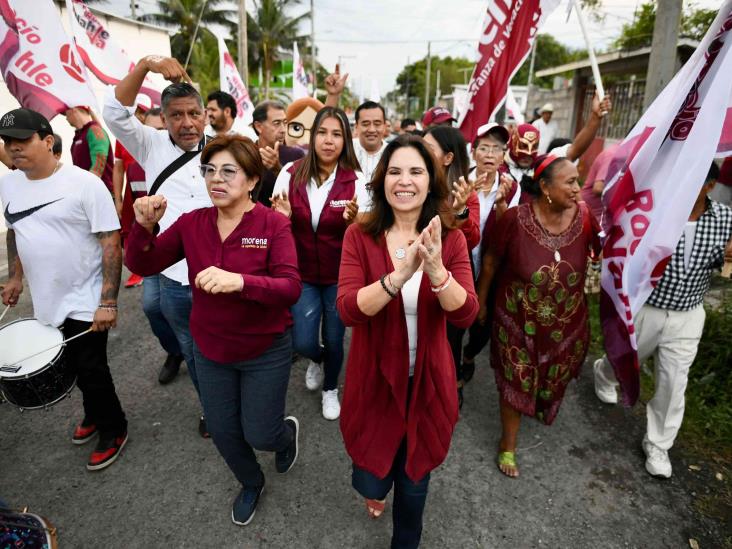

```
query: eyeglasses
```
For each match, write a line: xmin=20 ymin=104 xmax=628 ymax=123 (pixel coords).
xmin=475 ymin=145 xmax=506 ymax=154
xmin=287 ymin=121 xmax=311 ymax=138
xmin=199 ymin=164 xmax=242 ymax=182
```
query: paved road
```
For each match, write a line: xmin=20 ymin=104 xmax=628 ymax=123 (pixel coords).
xmin=0 ymin=270 xmax=728 ymax=548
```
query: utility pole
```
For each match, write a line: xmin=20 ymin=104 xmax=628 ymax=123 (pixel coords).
xmin=424 ymin=41 xmax=432 ymax=110
xmin=130 ymin=1 xmax=137 ymax=20
xmin=434 ymin=69 xmax=441 ymax=105
xmin=643 ymin=0 xmax=682 ymax=109
xmin=405 ymin=56 xmax=411 ymax=118
xmin=238 ymin=0 xmax=248 ymax=85
xmin=310 ymin=0 xmax=316 ymax=91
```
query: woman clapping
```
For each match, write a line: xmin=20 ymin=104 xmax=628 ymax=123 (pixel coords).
xmin=337 ymin=135 xmax=478 ymax=548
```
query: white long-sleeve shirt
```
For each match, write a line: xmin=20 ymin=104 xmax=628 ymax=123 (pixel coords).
xmin=103 ymin=88 xmax=212 ymax=285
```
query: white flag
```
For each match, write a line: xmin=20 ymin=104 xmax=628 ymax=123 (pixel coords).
xmin=218 ymin=36 xmax=254 ymax=125
xmin=66 ymin=0 xmax=161 ymax=104
xmin=369 ymin=79 xmax=381 ymax=102
xmin=0 ymin=0 xmax=98 ymax=119
xmin=505 ymin=87 xmax=525 ymax=124
xmin=292 ymin=41 xmax=308 ymax=100
xmin=600 ymin=3 xmax=732 ymax=405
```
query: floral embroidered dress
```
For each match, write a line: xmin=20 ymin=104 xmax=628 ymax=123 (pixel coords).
xmin=489 ymin=202 xmax=600 ymax=425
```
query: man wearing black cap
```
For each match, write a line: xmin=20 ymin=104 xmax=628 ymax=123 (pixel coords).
xmin=0 ymin=108 xmax=128 ymax=471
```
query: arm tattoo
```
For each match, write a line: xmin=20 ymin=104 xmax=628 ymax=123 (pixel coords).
xmin=6 ymin=229 xmax=22 ymax=280
xmin=96 ymin=230 xmax=122 ymax=302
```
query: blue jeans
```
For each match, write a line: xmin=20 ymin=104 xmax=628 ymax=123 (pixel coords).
xmin=158 ymin=274 xmax=198 ymax=395
xmin=291 ymin=283 xmax=345 ymax=391
xmin=142 ymin=274 xmax=182 ymax=357
xmin=193 ymin=330 xmax=294 ymax=487
xmin=352 ymin=440 xmax=430 ymax=549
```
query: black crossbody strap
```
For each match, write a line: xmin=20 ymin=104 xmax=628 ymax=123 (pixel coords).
xmin=148 ymin=137 xmax=208 ymax=196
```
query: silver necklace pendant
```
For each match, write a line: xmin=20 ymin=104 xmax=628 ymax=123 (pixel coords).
xmin=395 ymin=248 xmax=406 ymax=260
xmin=554 ymin=250 xmax=561 ymax=262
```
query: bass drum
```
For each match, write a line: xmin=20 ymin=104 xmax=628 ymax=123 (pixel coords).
xmin=0 ymin=318 xmax=75 ymax=410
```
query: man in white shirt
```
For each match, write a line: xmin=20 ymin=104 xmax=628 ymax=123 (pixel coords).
xmin=103 ymin=55 xmax=211 ymax=436
xmin=205 ymin=90 xmax=257 ymax=141
xmin=0 ymin=108 xmax=128 ymax=471
xmin=533 ymin=103 xmax=558 ymax=154
xmin=352 ymin=101 xmax=387 ymax=182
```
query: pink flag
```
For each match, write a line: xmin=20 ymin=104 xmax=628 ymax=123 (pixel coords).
xmin=65 ymin=0 xmax=160 ymax=105
xmin=218 ymin=36 xmax=254 ymax=125
xmin=0 ymin=0 xmax=98 ymax=119
xmin=458 ymin=0 xmax=559 ymax=143
xmin=601 ymin=3 xmax=732 ymax=405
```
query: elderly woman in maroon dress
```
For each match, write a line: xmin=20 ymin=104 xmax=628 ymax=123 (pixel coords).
xmin=476 ymin=154 xmax=600 ymax=478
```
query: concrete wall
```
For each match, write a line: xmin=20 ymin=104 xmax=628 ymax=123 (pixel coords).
xmin=0 ymin=6 xmax=171 ymax=234
xmin=525 ymin=84 xmax=576 ymax=139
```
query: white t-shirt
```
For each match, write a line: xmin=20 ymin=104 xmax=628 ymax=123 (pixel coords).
xmin=352 ymin=138 xmax=386 ymax=183
xmin=0 ymin=165 xmax=120 ymax=327
xmin=534 ymin=118 xmax=559 ymax=155
xmin=272 ymin=162 xmax=372 ymax=232
xmin=683 ymin=221 xmax=698 ymax=270
xmin=402 ymin=271 xmax=422 ymax=376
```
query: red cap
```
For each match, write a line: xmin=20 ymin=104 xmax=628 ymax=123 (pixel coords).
xmin=422 ymin=107 xmax=456 ymax=127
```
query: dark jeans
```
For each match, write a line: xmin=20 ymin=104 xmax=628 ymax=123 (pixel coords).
xmin=352 ymin=440 xmax=430 ymax=549
xmin=141 ymin=274 xmax=182 ymax=357
xmin=446 ymin=322 xmax=466 ymax=381
xmin=291 ymin=282 xmax=345 ymax=391
xmin=63 ymin=319 xmax=127 ymax=437
xmin=193 ymin=329 xmax=294 ymax=487
xmin=463 ymin=318 xmax=491 ymax=361
xmin=158 ymin=274 xmax=198 ymax=395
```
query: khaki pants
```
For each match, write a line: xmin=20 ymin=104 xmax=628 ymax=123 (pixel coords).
xmin=596 ymin=304 xmax=706 ymax=450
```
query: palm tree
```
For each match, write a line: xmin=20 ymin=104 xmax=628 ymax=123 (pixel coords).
xmin=247 ymin=0 xmax=310 ymax=98
xmin=140 ymin=0 xmax=238 ymax=65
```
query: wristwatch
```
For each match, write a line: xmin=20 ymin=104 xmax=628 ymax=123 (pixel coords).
xmin=455 ymin=207 xmax=470 ymax=220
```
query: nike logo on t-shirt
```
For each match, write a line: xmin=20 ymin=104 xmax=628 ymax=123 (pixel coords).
xmin=4 ymin=199 xmax=63 ymax=225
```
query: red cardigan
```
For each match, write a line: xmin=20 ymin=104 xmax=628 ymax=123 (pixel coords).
xmin=336 ymin=224 xmax=479 ymax=482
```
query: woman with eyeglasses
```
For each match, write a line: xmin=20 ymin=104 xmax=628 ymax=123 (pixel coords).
xmin=125 ymin=135 xmax=302 ymax=526
xmin=271 ymin=107 xmax=371 ymax=420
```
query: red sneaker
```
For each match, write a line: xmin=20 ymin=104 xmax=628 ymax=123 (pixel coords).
xmin=72 ymin=421 xmax=97 ymax=445
xmin=87 ymin=432 xmax=128 ymax=471
xmin=124 ymin=273 xmax=144 ymax=288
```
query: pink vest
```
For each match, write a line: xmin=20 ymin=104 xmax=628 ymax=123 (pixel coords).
xmin=287 ymin=161 xmax=357 ymax=285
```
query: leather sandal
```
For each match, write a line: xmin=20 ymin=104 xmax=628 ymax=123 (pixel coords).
xmin=365 ymin=498 xmax=386 ymax=519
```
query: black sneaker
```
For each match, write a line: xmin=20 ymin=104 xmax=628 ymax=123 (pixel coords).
xmin=275 ymin=416 xmax=299 ymax=474
xmin=158 ymin=354 xmax=183 ymax=385
xmin=198 ymin=415 xmax=210 ymax=438
xmin=231 ymin=479 xmax=265 ymax=526
xmin=87 ymin=431 xmax=128 ymax=471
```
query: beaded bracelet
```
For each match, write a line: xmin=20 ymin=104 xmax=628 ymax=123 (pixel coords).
xmin=380 ymin=274 xmax=397 ymax=298
xmin=430 ymin=271 xmax=450 ymax=290
xmin=98 ymin=304 xmax=118 ymax=311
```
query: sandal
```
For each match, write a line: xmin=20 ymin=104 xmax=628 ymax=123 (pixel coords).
xmin=365 ymin=498 xmax=386 ymax=519
xmin=497 ymin=451 xmax=519 ymax=478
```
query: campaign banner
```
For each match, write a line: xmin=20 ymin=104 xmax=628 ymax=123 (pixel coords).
xmin=65 ymin=0 xmax=160 ymax=105
xmin=218 ymin=36 xmax=254 ymax=125
xmin=458 ymin=0 xmax=559 ymax=143
xmin=600 ymin=3 xmax=732 ymax=405
xmin=0 ymin=0 xmax=98 ymax=119
xmin=292 ymin=41 xmax=308 ymax=100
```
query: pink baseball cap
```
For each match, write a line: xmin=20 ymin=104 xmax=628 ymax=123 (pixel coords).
xmin=422 ymin=106 xmax=456 ymax=127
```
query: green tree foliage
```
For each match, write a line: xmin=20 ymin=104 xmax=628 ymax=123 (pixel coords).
xmin=140 ymin=0 xmax=237 ymax=65
xmin=614 ymin=2 xmax=718 ymax=51
xmin=511 ymin=34 xmax=586 ymax=87
xmin=247 ymin=0 xmax=311 ymax=98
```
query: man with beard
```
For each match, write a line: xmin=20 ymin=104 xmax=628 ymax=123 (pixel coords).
xmin=205 ymin=91 xmax=257 ymax=140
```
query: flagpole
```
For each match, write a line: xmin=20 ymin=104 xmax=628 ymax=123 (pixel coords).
xmin=570 ymin=0 xmax=605 ymax=102
xmin=184 ymin=0 xmax=209 ymax=72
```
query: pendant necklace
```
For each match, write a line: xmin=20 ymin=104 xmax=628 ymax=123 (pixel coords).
xmin=387 ymin=231 xmax=412 ymax=261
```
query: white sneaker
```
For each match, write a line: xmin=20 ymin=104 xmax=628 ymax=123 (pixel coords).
xmin=305 ymin=361 xmax=324 ymax=391
xmin=593 ymin=358 xmax=618 ymax=404
xmin=321 ymin=389 xmax=341 ymax=421
xmin=642 ymin=437 xmax=672 ymax=478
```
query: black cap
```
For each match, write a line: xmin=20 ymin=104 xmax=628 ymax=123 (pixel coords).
xmin=0 ymin=108 xmax=53 ymax=139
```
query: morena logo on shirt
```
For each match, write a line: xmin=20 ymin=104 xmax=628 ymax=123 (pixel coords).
xmin=329 ymin=199 xmax=349 ymax=209
xmin=241 ymin=237 xmax=268 ymax=249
